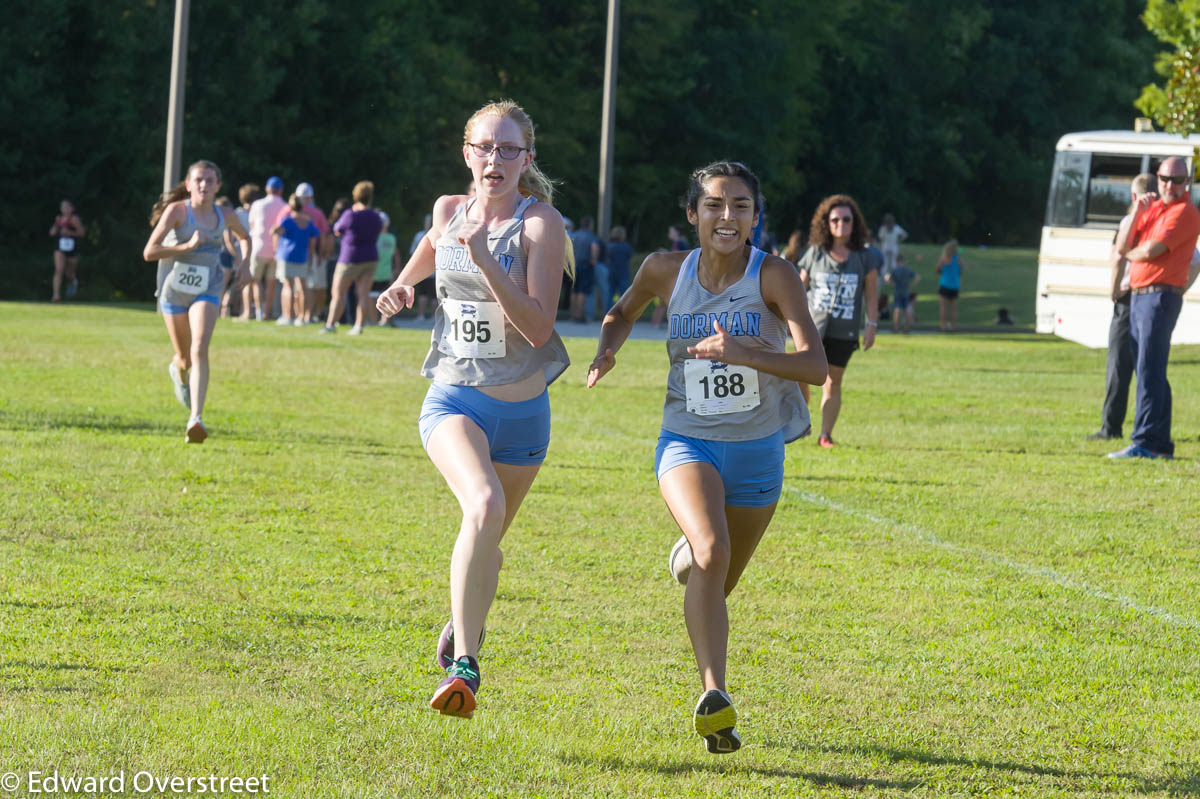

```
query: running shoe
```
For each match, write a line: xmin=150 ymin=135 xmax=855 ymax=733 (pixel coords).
xmin=430 ymin=656 xmax=480 ymax=718
xmin=320 ymin=325 xmax=336 ymax=335
xmin=818 ymin=435 xmax=835 ymax=449
xmin=435 ymin=620 xmax=487 ymax=670
xmin=276 ymin=316 xmax=292 ymax=326
xmin=185 ymin=418 xmax=207 ymax=444
xmin=293 ymin=318 xmax=305 ymax=327
xmin=168 ymin=362 xmax=190 ymax=410
xmin=669 ymin=535 xmax=692 ymax=585
xmin=66 ymin=279 xmax=78 ymax=298
xmin=348 ymin=325 xmax=363 ymax=336
xmin=693 ymin=689 xmax=741 ymax=754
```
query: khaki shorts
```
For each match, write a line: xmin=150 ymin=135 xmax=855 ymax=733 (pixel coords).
xmin=333 ymin=261 xmax=378 ymax=285
xmin=250 ymin=256 xmax=274 ymax=281
xmin=276 ymin=259 xmax=308 ymax=280
xmin=308 ymin=258 xmax=331 ymax=290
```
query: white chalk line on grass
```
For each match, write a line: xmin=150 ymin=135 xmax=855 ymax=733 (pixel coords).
xmin=306 ymin=349 xmax=1196 ymax=631
xmin=785 ymin=487 xmax=1200 ymax=631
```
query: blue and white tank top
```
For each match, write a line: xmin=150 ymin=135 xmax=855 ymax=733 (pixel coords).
xmin=161 ymin=201 xmax=227 ymax=303
xmin=420 ymin=195 xmax=570 ymax=386
xmin=662 ymin=247 xmax=810 ymax=443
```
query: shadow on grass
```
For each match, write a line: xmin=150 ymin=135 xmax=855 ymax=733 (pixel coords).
xmin=0 ymin=411 xmax=170 ymax=437
xmin=0 ymin=599 xmax=75 ymax=610
xmin=0 ymin=410 xmax=422 ymax=453
xmin=562 ymin=745 xmax=1200 ymax=795
xmin=556 ymin=753 xmax=920 ymax=791
xmin=770 ymin=741 xmax=1200 ymax=795
xmin=1 ymin=661 xmax=99 ymax=672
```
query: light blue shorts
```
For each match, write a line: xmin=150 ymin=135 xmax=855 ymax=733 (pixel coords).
xmin=162 ymin=294 xmax=220 ymax=315
xmin=655 ymin=429 xmax=785 ymax=507
xmin=419 ymin=383 xmax=551 ymax=466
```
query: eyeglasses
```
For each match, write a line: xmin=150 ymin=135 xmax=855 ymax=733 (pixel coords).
xmin=467 ymin=142 xmax=528 ymax=160
xmin=830 ymin=216 xmax=853 ymax=224
xmin=1157 ymin=173 xmax=1188 ymax=185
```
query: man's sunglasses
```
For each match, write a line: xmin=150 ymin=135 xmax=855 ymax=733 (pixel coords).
xmin=1157 ymin=173 xmax=1188 ymax=185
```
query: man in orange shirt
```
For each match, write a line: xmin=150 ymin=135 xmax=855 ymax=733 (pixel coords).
xmin=1110 ymin=156 xmax=1200 ymax=459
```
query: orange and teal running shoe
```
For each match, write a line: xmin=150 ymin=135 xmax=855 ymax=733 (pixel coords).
xmin=430 ymin=656 xmax=480 ymax=719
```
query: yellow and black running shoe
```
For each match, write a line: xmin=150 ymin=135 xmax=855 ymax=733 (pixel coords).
xmin=693 ymin=689 xmax=741 ymax=754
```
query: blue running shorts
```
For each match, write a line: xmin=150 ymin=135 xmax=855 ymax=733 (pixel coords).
xmin=655 ymin=429 xmax=785 ymax=507
xmin=419 ymin=382 xmax=551 ymax=466
xmin=162 ymin=294 xmax=220 ymax=315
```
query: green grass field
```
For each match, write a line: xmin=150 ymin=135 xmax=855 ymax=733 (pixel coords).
xmin=2 ymin=301 xmax=1199 ymax=798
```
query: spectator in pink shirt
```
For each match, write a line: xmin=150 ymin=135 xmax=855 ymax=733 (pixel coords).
xmin=245 ymin=176 xmax=287 ymax=320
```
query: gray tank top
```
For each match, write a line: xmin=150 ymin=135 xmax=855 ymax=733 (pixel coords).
xmin=662 ymin=247 xmax=810 ymax=442
xmin=420 ymin=196 xmax=570 ymax=386
xmin=161 ymin=201 xmax=227 ymax=304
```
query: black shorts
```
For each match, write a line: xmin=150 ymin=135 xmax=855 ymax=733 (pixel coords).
xmin=823 ymin=335 xmax=859 ymax=368
xmin=938 ymin=286 xmax=959 ymax=300
xmin=414 ymin=275 xmax=437 ymax=298
xmin=573 ymin=263 xmax=595 ymax=295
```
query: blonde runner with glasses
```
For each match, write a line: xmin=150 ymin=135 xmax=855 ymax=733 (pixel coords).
xmin=376 ymin=100 xmax=574 ymax=719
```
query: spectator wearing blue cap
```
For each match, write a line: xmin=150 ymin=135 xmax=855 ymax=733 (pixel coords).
xmin=246 ymin=176 xmax=286 ymax=320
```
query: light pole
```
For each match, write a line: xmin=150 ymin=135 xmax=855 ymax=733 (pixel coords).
xmin=157 ymin=0 xmax=189 ymax=297
xmin=163 ymin=0 xmax=190 ymax=191
xmin=597 ymin=0 xmax=620 ymax=239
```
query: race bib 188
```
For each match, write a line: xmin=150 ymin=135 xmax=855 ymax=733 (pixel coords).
xmin=684 ymin=359 xmax=761 ymax=416
xmin=167 ymin=263 xmax=211 ymax=295
xmin=441 ymin=299 xmax=505 ymax=358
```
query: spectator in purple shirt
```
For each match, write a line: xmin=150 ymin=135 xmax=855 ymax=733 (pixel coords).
xmin=323 ymin=180 xmax=383 ymax=335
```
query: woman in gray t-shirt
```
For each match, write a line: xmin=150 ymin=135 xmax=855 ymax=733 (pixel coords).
xmin=796 ymin=194 xmax=880 ymax=448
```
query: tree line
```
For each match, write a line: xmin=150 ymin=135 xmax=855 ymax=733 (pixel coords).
xmin=1 ymin=0 xmax=1158 ymax=300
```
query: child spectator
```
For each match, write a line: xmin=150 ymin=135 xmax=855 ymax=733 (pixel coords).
xmin=886 ymin=253 xmax=919 ymax=333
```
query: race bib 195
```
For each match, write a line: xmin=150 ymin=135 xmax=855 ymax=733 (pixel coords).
xmin=441 ymin=299 xmax=505 ymax=358
xmin=167 ymin=263 xmax=212 ymax=296
xmin=684 ymin=359 xmax=761 ymax=416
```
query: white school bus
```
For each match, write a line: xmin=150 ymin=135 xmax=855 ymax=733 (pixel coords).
xmin=1036 ymin=130 xmax=1200 ymax=347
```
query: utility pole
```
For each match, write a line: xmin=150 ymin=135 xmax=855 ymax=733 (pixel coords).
xmin=157 ymin=0 xmax=189 ymax=298
xmin=163 ymin=0 xmax=190 ymax=191
xmin=597 ymin=0 xmax=620 ymax=239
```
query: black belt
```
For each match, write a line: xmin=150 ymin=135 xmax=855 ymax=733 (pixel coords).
xmin=1131 ymin=283 xmax=1185 ymax=295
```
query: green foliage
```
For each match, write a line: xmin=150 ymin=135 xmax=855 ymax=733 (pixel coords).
xmin=1136 ymin=0 xmax=1200 ymax=134
xmin=0 ymin=1 xmax=1159 ymax=300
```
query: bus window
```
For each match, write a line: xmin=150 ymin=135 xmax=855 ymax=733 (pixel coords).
xmin=1046 ymin=150 xmax=1088 ymax=227
xmin=1085 ymin=154 xmax=1142 ymax=225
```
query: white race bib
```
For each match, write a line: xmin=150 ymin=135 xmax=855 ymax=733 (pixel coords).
xmin=167 ymin=263 xmax=212 ymax=296
xmin=441 ymin=299 xmax=506 ymax=358
xmin=684 ymin=359 xmax=761 ymax=416
xmin=58 ymin=237 xmax=75 ymax=252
